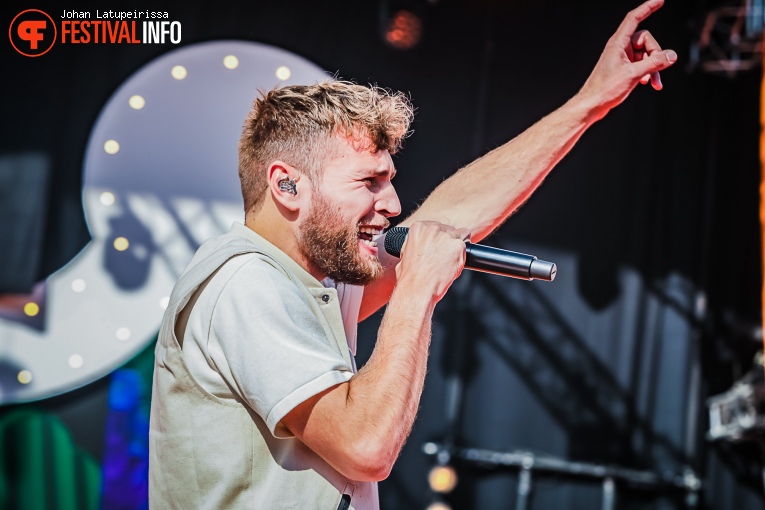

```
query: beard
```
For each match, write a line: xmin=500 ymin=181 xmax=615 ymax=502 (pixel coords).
xmin=298 ymin=189 xmax=386 ymax=286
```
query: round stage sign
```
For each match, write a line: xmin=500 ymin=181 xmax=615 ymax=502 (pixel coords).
xmin=0 ymin=41 xmax=329 ymax=404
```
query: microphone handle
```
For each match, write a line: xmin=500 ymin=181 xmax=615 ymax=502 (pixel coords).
xmin=383 ymin=227 xmax=557 ymax=282
xmin=465 ymin=243 xmax=536 ymax=280
xmin=468 ymin=244 xmax=557 ymax=281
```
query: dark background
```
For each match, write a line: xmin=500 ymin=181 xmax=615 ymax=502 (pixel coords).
xmin=1 ymin=0 xmax=762 ymax=508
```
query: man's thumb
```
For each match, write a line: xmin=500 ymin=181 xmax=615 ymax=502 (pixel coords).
xmin=634 ymin=49 xmax=677 ymax=78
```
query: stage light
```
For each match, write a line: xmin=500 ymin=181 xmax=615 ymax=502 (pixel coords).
xmin=159 ymin=296 xmax=170 ymax=310
xmin=428 ymin=465 xmax=458 ymax=493
xmin=275 ymin=66 xmax=291 ymax=80
xmin=68 ymin=354 xmax=84 ymax=369
xmin=100 ymin=192 xmax=116 ymax=205
xmin=23 ymin=302 xmax=39 ymax=317
xmin=426 ymin=503 xmax=451 ymax=510
xmin=17 ymin=370 xmax=33 ymax=384
xmin=384 ymin=10 xmax=422 ymax=50
xmin=113 ymin=237 xmax=129 ymax=251
xmin=171 ymin=65 xmax=187 ymax=80
xmin=116 ymin=328 xmax=131 ymax=341
xmin=104 ymin=140 xmax=120 ymax=154
xmin=71 ymin=279 xmax=86 ymax=293
xmin=223 ymin=55 xmax=239 ymax=69
xmin=128 ymin=95 xmax=145 ymax=110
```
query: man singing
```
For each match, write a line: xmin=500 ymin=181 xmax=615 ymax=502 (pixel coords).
xmin=149 ymin=1 xmax=677 ymax=508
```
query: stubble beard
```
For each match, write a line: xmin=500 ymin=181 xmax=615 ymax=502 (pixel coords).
xmin=298 ymin=189 xmax=385 ymax=286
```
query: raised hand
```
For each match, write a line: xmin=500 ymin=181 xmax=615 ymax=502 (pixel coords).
xmin=579 ymin=0 xmax=678 ymax=119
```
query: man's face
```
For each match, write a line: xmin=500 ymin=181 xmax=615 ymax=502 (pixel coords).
xmin=297 ymin=136 xmax=401 ymax=285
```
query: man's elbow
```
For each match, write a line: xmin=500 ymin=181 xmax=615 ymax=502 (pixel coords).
xmin=342 ymin=440 xmax=396 ymax=482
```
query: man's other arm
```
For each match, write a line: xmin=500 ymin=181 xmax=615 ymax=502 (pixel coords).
xmin=359 ymin=0 xmax=677 ymax=321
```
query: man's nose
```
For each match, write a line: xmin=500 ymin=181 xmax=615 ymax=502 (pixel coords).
xmin=376 ymin=184 xmax=401 ymax=218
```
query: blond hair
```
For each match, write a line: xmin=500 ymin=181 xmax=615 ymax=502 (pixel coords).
xmin=237 ymin=81 xmax=414 ymax=213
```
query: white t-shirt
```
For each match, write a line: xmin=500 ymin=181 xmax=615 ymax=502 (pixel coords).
xmin=181 ymin=251 xmax=364 ymax=436
xmin=150 ymin=222 xmax=377 ymax=510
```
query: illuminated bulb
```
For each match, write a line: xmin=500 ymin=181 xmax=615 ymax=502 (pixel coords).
xmin=100 ymin=192 xmax=116 ymax=205
xmin=17 ymin=370 xmax=33 ymax=384
xmin=426 ymin=503 xmax=451 ymax=510
xmin=116 ymin=327 xmax=131 ymax=341
xmin=275 ymin=66 xmax=291 ymax=80
xmin=68 ymin=354 xmax=84 ymax=369
xmin=104 ymin=140 xmax=120 ymax=154
xmin=428 ymin=465 xmax=458 ymax=494
xmin=23 ymin=302 xmax=39 ymax=317
xmin=128 ymin=95 xmax=145 ymax=109
xmin=171 ymin=65 xmax=187 ymax=80
xmin=113 ymin=237 xmax=129 ymax=251
xmin=223 ymin=55 xmax=239 ymax=69
xmin=71 ymin=279 xmax=86 ymax=293
xmin=159 ymin=296 xmax=170 ymax=310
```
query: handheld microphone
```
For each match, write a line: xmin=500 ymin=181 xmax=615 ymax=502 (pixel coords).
xmin=383 ymin=227 xmax=557 ymax=282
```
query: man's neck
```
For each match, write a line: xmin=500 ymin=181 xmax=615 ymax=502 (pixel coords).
xmin=244 ymin=207 xmax=326 ymax=282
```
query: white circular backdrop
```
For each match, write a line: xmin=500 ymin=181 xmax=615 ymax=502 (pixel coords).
xmin=0 ymin=41 xmax=329 ymax=404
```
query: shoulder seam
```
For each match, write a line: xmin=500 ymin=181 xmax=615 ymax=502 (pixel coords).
xmin=206 ymin=252 xmax=291 ymax=341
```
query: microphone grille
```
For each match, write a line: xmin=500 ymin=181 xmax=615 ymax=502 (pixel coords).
xmin=383 ymin=227 xmax=409 ymax=258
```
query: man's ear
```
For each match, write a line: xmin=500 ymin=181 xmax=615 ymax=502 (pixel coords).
xmin=267 ymin=161 xmax=303 ymax=212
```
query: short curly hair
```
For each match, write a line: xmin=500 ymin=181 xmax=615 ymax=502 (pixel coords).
xmin=238 ymin=81 xmax=414 ymax=213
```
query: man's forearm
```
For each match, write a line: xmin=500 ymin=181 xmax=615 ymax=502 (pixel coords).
xmin=362 ymin=95 xmax=598 ymax=320
xmin=403 ymin=93 xmax=599 ymax=243
xmin=285 ymin=278 xmax=439 ymax=482
xmin=286 ymin=222 xmax=467 ymax=482
xmin=344 ymin=281 xmax=436 ymax=477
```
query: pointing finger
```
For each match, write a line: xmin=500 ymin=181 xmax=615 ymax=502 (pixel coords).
xmin=613 ymin=0 xmax=664 ymax=44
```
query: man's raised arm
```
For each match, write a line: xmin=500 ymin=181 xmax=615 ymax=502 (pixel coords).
xmin=360 ymin=0 xmax=677 ymax=321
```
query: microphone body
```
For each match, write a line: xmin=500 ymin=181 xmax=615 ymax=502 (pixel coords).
xmin=383 ymin=227 xmax=556 ymax=282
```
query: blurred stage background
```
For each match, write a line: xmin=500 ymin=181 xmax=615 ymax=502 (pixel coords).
xmin=1 ymin=0 xmax=764 ymax=509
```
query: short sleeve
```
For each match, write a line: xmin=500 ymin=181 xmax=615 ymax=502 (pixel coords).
xmin=207 ymin=256 xmax=354 ymax=438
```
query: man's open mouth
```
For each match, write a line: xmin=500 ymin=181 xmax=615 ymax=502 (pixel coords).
xmin=357 ymin=226 xmax=382 ymax=247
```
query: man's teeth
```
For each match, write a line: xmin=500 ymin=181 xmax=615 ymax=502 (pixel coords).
xmin=358 ymin=226 xmax=382 ymax=236
xmin=358 ymin=226 xmax=381 ymax=248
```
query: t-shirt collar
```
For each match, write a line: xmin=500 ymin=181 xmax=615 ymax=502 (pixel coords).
xmin=228 ymin=222 xmax=328 ymax=291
